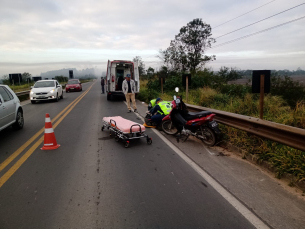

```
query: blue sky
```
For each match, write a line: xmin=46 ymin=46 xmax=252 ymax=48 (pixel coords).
xmin=0 ymin=0 xmax=304 ymax=77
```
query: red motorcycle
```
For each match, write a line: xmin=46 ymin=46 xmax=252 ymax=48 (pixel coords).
xmin=161 ymin=88 xmax=221 ymax=146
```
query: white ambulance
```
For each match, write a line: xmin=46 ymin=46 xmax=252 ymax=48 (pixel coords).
xmin=106 ymin=60 xmax=140 ymax=100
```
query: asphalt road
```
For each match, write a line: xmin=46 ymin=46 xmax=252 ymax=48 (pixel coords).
xmin=0 ymin=81 xmax=262 ymax=228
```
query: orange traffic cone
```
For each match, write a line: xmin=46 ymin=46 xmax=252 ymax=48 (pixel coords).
xmin=41 ymin=113 xmax=60 ymax=150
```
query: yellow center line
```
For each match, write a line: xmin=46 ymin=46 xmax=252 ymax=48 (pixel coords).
xmin=0 ymin=83 xmax=95 ymax=188
xmin=0 ymin=82 xmax=95 ymax=173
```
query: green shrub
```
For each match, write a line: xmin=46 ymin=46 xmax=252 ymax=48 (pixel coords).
xmin=218 ymin=84 xmax=251 ymax=98
xmin=136 ymin=88 xmax=159 ymax=103
xmin=163 ymin=75 xmax=183 ymax=92
xmin=271 ymin=75 xmax=305 ymax=107
xmin=212 ymin=94 xmax=231 ymax=107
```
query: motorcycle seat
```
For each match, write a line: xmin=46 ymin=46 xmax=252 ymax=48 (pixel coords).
xmin=185 ymin=111 xmax=212 ymax=121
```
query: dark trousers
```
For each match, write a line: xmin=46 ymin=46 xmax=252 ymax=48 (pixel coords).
xmin=101 ymin=85 xmax=105 ymax=93
xmin=151 ymin=114 xmax=166 ymax=125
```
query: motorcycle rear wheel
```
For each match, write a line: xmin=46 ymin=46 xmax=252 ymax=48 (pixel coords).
xmin=162 ymin=120 xmax=178 ymax=135
xmin=199 ymin=127 xmax=216 ymax=146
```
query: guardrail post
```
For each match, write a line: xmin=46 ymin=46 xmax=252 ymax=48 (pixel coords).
xmin=259 ymin=74 xmax=265 ymax=119
xmin=186 ymin=75 xmax=188 ymax=102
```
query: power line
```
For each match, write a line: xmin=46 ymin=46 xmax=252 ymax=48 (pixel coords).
xmin=213 ymin=0 xmax=276 ymax=29
xmin=210 ymin=15 xmax=305 ymax=49
xmin=215 ymin=3 xmax=305 ymax=39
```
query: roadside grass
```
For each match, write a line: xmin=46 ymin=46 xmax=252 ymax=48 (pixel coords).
xmin=137 ymin=86 xmax=305 ymax=182
xmin=8 ymin=84 xmax=34 ymax=92
xmin=5 ymin=79 xmax=94 ymax=93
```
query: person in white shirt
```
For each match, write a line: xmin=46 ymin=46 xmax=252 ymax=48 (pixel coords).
xmin=122 ymin=74 xmax=137 ymax=113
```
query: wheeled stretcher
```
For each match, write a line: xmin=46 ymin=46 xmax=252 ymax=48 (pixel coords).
xmin=101 ymin=116 xmax=152 ymax=148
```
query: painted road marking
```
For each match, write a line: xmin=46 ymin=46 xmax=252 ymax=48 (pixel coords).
xmin=128 ymin=102 xmax=269 ymax=229
xmin=0 ymin=83 xmax=95 ymax=188
xmin=0 ymin=84 xmax=93 ymax=173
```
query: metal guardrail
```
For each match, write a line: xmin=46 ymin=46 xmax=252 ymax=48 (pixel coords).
xmin=187 ymin=104 xmax=305 ymax=152
xmin=15 ymin=90 xmax=30 ymax=96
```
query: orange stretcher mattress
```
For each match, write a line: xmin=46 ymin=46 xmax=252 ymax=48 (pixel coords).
xmin=103 ymin=116 xmax=146 ymax=133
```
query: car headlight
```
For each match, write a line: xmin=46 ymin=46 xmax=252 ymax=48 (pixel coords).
xmin=30 ymin=91 xmax=34 ymax=95
xmin=49 ymin=89 xmax=55 ymax=93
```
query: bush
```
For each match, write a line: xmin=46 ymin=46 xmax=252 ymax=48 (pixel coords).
xmin=293 ymin=101 xmax=305 ymax=129
xmin=271 ymin=75 xmax=305 ymax=107
xmin=136 ymin=88 xmax=159 ymax=103
xmin=188 ymin=87 xmax=217 ymax=107
xmin=212 ymin=93 xmax=231 ymax=107
xmin=218 ymin=84 xmax=251 ymax=98
xmin=190 ymin=68 xmax=215 ymax=89
xmin=163 ymin=75 xmax=183 ymax=92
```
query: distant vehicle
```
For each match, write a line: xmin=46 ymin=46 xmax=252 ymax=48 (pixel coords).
xmin=106 ymin=60 xmax=140 ymax=100
xmin=0 ymin=84 xmax=24 ymax=131
xmin=30 ymin=80 xmax=63 ymax=104
xmin=65 ymin=79 xmax=82 ymax=92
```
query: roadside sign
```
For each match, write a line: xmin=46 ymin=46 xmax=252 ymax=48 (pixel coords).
xmin=252 ymin=70 xmax=270 ymax=93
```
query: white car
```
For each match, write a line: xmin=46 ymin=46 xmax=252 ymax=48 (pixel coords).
xmin=30 ymin=80 xmax=63 ymax=104
xmin=0 ymin=84 xmax=24 ymax=131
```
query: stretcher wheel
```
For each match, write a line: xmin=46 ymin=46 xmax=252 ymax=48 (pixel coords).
xmin=115 ymin=136 xmax=119 ymax=142
xmin=124 ymin=141 xmax=130 ymax=148
xmin=147 ymin=138 xmax=152 ymax=145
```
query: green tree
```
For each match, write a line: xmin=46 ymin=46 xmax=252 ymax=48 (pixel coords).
xmin=217 ymin=66 xmax=242 ymax=83
xmin=1 ymin=75 xmax=10 ymax=85
xmin=158 ymin=66 xmax=169 ymax=79
xmin=22 ymin=72 xmax=32 ymax=82
xmin=161 ymin=18 xmax=216 ymax=72
xmin=133 ymin=56 xmax=145 ymax=76
xmin=146 ymin=67 xmax=155 ymax=76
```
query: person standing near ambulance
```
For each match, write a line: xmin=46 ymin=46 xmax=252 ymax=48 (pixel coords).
xmin=122 ymin=74 xmax=137 ymax=113
xmin=101 ymin=77 xmax=105 ymax=94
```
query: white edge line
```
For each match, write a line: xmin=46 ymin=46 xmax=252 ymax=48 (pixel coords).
xmin=127 ymin=101 xmax=269 ymax=229
xmin=205 ymin=146 xmax=215 ymax=155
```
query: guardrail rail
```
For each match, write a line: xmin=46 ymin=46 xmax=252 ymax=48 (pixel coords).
xmin=187 ymin=104 xmax=305 ymax=152
xmin=15 ymin=90 xmax=30 ymax=96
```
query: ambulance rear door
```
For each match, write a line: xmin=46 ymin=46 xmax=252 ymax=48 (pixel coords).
xmin=106 ymin=60 xmax=111 ymax=92
xmin=133 ymin=61 xmax=140 ymax=93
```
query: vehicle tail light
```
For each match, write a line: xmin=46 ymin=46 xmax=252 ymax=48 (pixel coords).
xmin=112 ymin=75 xmax=115 ymax=82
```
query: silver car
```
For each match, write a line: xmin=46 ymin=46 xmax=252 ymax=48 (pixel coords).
xmin=0 ymin=84 xmax=24 ymax=131
xmin=30 ymin=80 xmax=63 ymax=104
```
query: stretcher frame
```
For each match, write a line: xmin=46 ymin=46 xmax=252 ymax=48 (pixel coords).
xmin=101 ymin=118 xmax=152 ymax=148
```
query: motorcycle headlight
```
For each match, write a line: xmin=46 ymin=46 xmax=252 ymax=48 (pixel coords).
xmin=49 ymin=89 xmax=55 ymax=93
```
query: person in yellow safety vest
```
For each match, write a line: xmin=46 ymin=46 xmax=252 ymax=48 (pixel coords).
xmin=148 ymin=98 xmax=157 ymax=111
xmin=148 ymin=98 xmax=171 ymax=111
xmin=144 ymin=98 xmax=172 ymax=127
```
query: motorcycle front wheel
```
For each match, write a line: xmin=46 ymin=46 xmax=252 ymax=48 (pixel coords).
xmin=162 ymin=120 xmax=179 ymax=135
xmin=199 ymin=127 xmax=216 ymax=146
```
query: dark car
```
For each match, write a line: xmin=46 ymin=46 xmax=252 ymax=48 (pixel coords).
xmin=66 ymin=79 xmax=82 ymax=92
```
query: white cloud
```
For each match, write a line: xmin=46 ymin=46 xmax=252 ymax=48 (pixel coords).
xmin=0 ymin=0 xmax=304 ymax=76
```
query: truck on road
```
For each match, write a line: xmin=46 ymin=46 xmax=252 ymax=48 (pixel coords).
xmin=106 ymin=60 xmax=140 ymax=100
